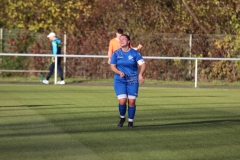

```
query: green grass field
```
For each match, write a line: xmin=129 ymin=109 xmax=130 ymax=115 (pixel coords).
xmin=1 ymin=84 xmax=240 ymax=160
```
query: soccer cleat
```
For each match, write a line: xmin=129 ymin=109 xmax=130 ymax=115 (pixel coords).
xmin=117 ymin=118 xmax=126 ymax=127
xmin=57 ymin=80 xmax=65 ymax=85
xmin=128 ymin=122 xmax=134 ymax=128
xmin=42 ymin=80 xmax=49 ymax=84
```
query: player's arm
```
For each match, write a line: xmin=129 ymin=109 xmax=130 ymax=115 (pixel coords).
xmin=110 ymin=51 xmax=124 ymax=77
xmin=52 ymin=41 xmax=57 ymax=62
xmin=108 ymin=40 xmax=114 ymax=64
xmin=132 ymin=44 xmax=143 ymax=50
xmin=110 ymin=64 xmax=125 ymax=78
xmin=108 ymin=50 xmax=113 ymax=64
xmin=138 ymin=60 xmax=146 ymax=84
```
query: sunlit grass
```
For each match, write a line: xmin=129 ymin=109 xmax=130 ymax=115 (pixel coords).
xmin=0 ymin=84 xmax=240 ymax=160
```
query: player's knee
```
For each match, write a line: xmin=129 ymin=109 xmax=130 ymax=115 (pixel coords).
xmin=128 ymin=99 xmax=136 ymax=106
xmin=119 ymin=99 xmax=127 ymax=105
xmin=128 ymin=102 xmax=136 ymax=106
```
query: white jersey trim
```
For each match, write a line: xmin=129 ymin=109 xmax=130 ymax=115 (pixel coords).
xmin=117 ymin=94 xmax=127 ymax=99
xmin=128 ymin=95 xmax=136 ymax=99
xmin=137 ymin=59 xmax=145 ymax=66
xmin=117 ymin=94 xmax=136 ymax=99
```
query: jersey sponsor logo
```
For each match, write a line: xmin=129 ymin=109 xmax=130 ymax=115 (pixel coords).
xmin=117 ymin=56 xmax=123 ymax=59
xmin=128 ymin=55 xmax=134 ymax=61
xmin=116 ymin=50 xmax=123 ymax=59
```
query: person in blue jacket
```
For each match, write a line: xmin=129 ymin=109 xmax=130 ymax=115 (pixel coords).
xmin=110 ymin=34 xmax=146 ymax=128
xmin=42 ymin=32 xmax=65 ymax=84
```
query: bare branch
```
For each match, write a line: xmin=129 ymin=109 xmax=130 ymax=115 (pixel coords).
xmin=182 ymin=0 xmax=208 ymax=34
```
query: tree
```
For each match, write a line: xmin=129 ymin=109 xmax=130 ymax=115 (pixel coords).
xmin=5 ymin=0 xmax=91 ymax=32
xmin=0 ymin=0 xmax=8 ymax=27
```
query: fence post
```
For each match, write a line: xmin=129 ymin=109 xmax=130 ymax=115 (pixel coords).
xmin=188 ymin=34 xmax=192 ymax=77
xmin=194 ymin=58 xmax=198 ymax=88
xmin=189 ymin=34 xmax=192 ymax=55
xmin=63 ymin=31 xmax=67 ymax=78
xmin=0 ymin=28 xmax=2 ymax=68
xmin=0 ymin=28 xmax=3 ymax=52
xmin=54 ymin=55 xmax=58 ymax=84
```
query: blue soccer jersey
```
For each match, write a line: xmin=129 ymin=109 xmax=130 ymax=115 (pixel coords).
xmin=110 ymin=48 xmax=144 ymax=84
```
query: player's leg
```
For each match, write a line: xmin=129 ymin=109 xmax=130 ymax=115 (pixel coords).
xmin=127 ymin=83 xmax=139 ymax=128
xmin=56 ymin=57 xmax=65 ymax=84
xmin=117 ymin=98 xmax=127 ymax=127
xmin=43 ymin=63 xmax=54 ymax=84
xmin=47 ymin=63 xmax=54 ymax=79
xmin=114 ymin=80 xmax=127 ymax=127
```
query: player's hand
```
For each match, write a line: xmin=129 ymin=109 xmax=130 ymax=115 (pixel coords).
xmin=119 ymin=72 xmax=125 ymax=78
xmin=139 ymin=75 xmax=144 ymax=84
xmin=137 ymin=44 xmax=143 ymax=50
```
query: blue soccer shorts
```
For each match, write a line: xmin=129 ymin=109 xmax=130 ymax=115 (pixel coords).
xmin=114 ymin=79 xmax=139 ymax=100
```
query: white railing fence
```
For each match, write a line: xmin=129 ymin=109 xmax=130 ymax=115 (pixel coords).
xmin=1 ymin=53 xmax=240 ymax=88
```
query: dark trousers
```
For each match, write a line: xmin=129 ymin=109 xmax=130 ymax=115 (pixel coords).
xmin=46 ymin=57 xmax=64 ymax=80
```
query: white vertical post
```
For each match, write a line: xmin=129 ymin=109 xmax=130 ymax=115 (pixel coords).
xmin=0 ymin=28 xmax=3 ymax=52
xmin=194 ymin=58 xmax=198 ymax=88
xmin=63 ymin=31 xmax=66 ymax=78
xmin=54 ymin=55 xmax=58 ymax=84
xmin=189 ymin=34 xmax=192 ymax=56
xmin=188 ymin=34 xmax=192 ymax=76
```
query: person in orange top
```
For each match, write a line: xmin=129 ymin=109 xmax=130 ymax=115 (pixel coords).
xmin=108 ymin=29 xmax=142 ymax=64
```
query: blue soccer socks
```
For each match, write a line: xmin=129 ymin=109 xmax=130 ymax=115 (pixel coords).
xmin=128 ymin=106 xmax=136 ymax=122
xmin=118 ymin=104 xmax=136 ymax=125
xmin=119 ymin=104 xmax=126 ymax=118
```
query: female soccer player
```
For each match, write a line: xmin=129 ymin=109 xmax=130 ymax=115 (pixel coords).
xmin=110 ymin=34 xmax=146 ymax=128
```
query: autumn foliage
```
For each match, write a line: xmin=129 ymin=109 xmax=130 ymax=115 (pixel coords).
xmin=1 ymin=0 xmax=240 ymax=81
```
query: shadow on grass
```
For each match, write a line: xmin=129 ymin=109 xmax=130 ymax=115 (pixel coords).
xmin=135 ymin=118 xmax=240 ymax=129
xmin=142 ymin=95 xmax=224 ymax=98
xmin=1 ymin=116 xmax=240 ymax=138
xmin=0 ymin=104 xmax=71 ymax=108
